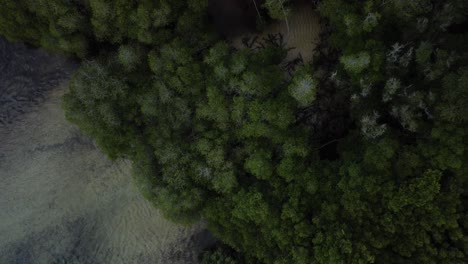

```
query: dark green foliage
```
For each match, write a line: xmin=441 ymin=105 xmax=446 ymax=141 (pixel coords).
xmin=200 ymin=243 xmax=250 ymax=264
xmin=202 ymin=249 xmax=238 ymax=264
xmin=3 ymin=0 xmax=467 ymax=263
xmin=0 ymin=0 xmax=212 ymax=57
xmin=62 ymin=59 xmax=141 ymax=159
xmin=313 ymin=0 xmax=468 ymax=262
xmin=0 ymin=0 xmax=90 ymax=57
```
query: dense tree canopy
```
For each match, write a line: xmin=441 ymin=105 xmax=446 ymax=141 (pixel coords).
xmin=2 ymin=0 xmax=467 ymax=263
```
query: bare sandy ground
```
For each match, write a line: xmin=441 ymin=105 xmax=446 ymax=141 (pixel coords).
xmin=0 ymin=38 xmax=212 ymax=264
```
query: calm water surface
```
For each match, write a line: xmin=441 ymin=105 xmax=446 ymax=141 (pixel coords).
xmin=0 ymin=37 xmax=213 ymax=264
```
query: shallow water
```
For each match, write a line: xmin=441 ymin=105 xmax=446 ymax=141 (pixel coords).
xmin=230 ymin=2 xmax=321 ymax=62
xmin=0 ymin=37 xmax=213 ymax=264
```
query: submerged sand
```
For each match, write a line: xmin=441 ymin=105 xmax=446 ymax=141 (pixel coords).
xmin=230 ymin=1 xmax=321 ymax=62
xmin=0 ymin=38 xmax=212 ymax=264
